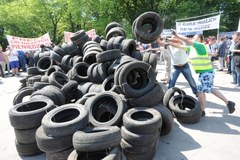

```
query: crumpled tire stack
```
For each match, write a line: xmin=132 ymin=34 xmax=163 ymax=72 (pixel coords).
xmin=8 ymin=11 xmax=184 ymax=159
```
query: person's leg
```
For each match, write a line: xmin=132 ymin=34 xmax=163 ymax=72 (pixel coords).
xmin=0 ymin=64 xmax=4 ymax=77
xmin=211 ymin=88 xmax=228 ymax=104
xmin=181 ymin=63 xmax=198 ymax=95
xmin=217 ymin=57 xmax=224 ymax=70
xmin=232 ymin=63 xmax=237 ymax=84
xmin=236 ymin=66 xmax=240 ymax=86
xmin=168 ymin=66 xmax=180 ymax=89
xmin=165 ymin=57 xmax=171 ymax=83
xmin=198 ymin=92 xmax=206 ymax=111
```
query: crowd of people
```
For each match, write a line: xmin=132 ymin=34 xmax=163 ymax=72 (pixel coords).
xmin=0 ymin=44 xmax=52 ymax=77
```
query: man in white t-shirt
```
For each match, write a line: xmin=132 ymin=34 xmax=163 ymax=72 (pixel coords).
xmin=156 ymin=36 xmax=198 ymax=96
xmin=6 ymin=46 xmax=19 ymax=76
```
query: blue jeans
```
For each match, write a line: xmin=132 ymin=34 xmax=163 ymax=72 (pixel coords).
xmin=232 ymin=66 xmax=240 ymax=85
xmin=168 ymin=63 xmax=198 ymax=95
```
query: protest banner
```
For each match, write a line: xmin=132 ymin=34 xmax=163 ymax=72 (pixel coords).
xmin=6 ymin=33 xmax=52 ymax=50
xmin=176 ymin=15 xmax=221 ymax=33
xmin=64 ymin=29 xmax=97 ymax=42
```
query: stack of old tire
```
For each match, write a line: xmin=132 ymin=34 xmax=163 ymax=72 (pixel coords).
xmin=8 ymin=99 xmax=55 ymax=157
xmin=163 ymin=87 xmax=202 ymax=124
xmin=8 ymin=11 xmax=177 ymax=159
xmin=121 ymin=107 xmax=162 ymax=160
xmin=35 ymin=103 xmax=88 ymax=160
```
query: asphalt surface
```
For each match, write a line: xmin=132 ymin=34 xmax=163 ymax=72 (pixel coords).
xmin=0 ymin=62 xmax=239 ymax=160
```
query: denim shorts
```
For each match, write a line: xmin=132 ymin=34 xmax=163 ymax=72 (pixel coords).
xmin=197 ymin=71 xmax=214 ymax=93
xmin=10 ymin=61 xmax=19 ymax=69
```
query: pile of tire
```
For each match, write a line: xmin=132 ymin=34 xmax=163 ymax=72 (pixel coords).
xmin=9 ymin=99 xmax=55 ymax=157
xmin=121 ymin=107 xmax=162 ymax=160
xmin=163 ymin=87 xmax=202 ymax=124
xmin=9 ymin=11 xmax=176 ymax=159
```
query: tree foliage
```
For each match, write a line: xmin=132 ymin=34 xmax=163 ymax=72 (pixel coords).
xmin=0 ymin=0 xmax=239 ymax=48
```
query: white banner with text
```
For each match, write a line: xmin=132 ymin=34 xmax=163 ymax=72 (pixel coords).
xmin=6 ymin=33 xmax=52 ymax=50
xmin=176 ymin=15 xmax=220 ymax=33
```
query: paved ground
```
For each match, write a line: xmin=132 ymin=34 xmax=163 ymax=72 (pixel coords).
xmin=0 ymin=62 xmax=239 ymax=160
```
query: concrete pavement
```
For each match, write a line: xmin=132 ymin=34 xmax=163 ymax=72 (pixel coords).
xmin=0 ymin=62 xmax=239 ymax=160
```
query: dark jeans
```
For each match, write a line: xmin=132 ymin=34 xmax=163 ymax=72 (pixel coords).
xmin=0 ymin=64 xmax=4 ymax=77
xmin=168 ymin=63 xmax=198 ymax=95
xmin=228 ymin=56 xmax=232 ymax=73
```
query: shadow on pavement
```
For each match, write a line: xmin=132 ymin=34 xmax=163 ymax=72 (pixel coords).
xmin=154 ymin=123 xmax=201 ymax=160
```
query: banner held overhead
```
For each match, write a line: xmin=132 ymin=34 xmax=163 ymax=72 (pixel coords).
xmin=6 ymin=33 xmax=52 ymax=50
xmin=176 ymin=14 xmax=221 ymax=33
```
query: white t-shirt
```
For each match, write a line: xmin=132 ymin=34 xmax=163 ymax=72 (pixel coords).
xmin=168 ymin=46 xmax=188 ymax=65
xmin=8 ymin=50 xmax=19 ymax=62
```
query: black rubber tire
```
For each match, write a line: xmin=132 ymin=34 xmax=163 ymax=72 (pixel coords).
xmin=96 ymin=49 xmax=121 ymax=63
xmin=121 ymin=126 xmax=159 ymax=145
xmin=118 ymin=61 xmax=156 ymax=98
xmin=83 ymin=50 xmax=98 ymax=64
xmin=45 ymin=65 xmax=63 ymax=76
xmin=27 ymin=67 xmax=41 ymax=75
xmin=87 ymin=91 xmax=127 ymax=127
xmin=46 ymin=147 xmax=73 ymax=160
xmin=35 ymin=126 xmax=73 ymax=153
xmin=33 ymin=82 xmax=51 ymax=90
xmin=123 ymin=107 xmax=162 ymax=134
xmin=128 ymin=83 xmax=164 ymax=107
xmin=50 ymin=50 xmax=63 ymax=63
xmin=68 ymin=146 xmax=121 ymax=160
xmin=106 ymin=27 xmax=126 ymax=41
xmin=169 ymin=95 xmax=202 ymax=124
xmin=87 ymin=91 xmax=127 ymax=126
xmin=41 ymin=103 xmax=88 ymax=137
xmin=70 ymin=30 xmax=86 ymax=42
xmin=9 ymin=99 xmax=54 ymax=129
xmin=61 ymin=80 xmax=79 ymax=103
xmin=37 ymin=56 xmax=53 ymax=73
xmin=121 ymin=39 xmax=136 ymax=57
xmin=13 ymin=87 xmax=35 ymax=105
xmin=15 ymin=140 xmax=43 ymax=157
xmin=153 ymin=103 xmax=174 ymax=136
xmin=53 ymin=45 xmax=67 ymax=57
xmin=105 ymin=22 xmax=122 ymax=34
xmin=134 ymin=11 xmax=163 ymax=43
xmin=14 ymin=127 xmax=38 ymax=144
xmin=67 ymin=62 xmax=90 ymax=83
xmin=101 ymin=75 xmax=115 ymax=92
xmin=72 ymin=126 xmax=121 ymax=152
xmin=48 ymin=71 xmax=70 ymax=88
xmin=113 ymin=36 xmax=125 ymax=50
xmin=30 ymin=85 xmax=66 ymax=106
xmin=40 ymin=75 xmax=49 ymax=82
xmin=163 ymin=87 xmax=186 ymax=109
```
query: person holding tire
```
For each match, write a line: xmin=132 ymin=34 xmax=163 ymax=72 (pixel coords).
xmin=156 ymin=36 xmax=198 ymax=96
xmin=167 ymin=31 xmax=235 ymax=116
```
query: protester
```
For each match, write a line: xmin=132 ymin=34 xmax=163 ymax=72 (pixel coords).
xmin=0 ymin=46 xmax=6 ymax=77
xmin=17 ymin=50 xmax=27 ymax=72
xmin=4 ymin=47 xmax=11 ymax=75
xmin=157 ymin=37 xmax=171 ymax=84
xmin=169 ymin=31 xmax=235 ymax=116
xmin=6 ymin=46 xmax=19 ymax=76
xmin=229 ymin=32 xmax=240 ymax=86
xmin=157 ymin=36 xmax=198 ymax=95
xmin=216 ymin=36 xmax=227 ymax=71
xmin=207 ymin=36 xmax=219 ymax=62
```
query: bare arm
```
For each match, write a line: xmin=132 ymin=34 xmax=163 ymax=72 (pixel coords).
xmin=171 ymin=29 xmax=193 ymax=45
